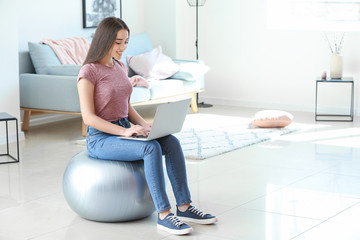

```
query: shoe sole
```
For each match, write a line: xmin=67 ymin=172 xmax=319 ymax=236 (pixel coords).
xmin=157 ymin=224 xmax=193 ymax=235
xmin=177 ymin=216 xmax=218 ymax=225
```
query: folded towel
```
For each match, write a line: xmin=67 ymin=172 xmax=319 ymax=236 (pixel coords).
xmin=41 ymin=37 xmax=90 ymax=65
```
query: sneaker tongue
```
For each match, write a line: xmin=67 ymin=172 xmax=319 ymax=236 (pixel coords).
xmin=190 ymin=206 xmax=206 ymax=217
xmin=168 ymin=215 xmax=184 ymax=226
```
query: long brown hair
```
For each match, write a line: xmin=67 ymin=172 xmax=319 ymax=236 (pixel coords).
xmin=83 ymin=17 xmax=130 ymax=65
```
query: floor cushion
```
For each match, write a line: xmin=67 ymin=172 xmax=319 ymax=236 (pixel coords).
xmin=252 ymin=110 xmax=293 ymax=128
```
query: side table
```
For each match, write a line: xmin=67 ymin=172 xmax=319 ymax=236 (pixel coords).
xmin=315 ymin=77 xmax=354 ymax=122
xmin=0 ymin=112 xmax=20 ymax=164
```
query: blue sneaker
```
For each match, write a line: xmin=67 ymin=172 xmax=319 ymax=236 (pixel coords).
xmin=177 ymin=205 xmax=218 ymax=224
xmin=157 ymin=213 xmax=193 ymax=235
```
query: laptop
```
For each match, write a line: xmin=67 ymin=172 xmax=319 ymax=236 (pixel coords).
xmin=118 ymin=98 xmax=191 ymax=141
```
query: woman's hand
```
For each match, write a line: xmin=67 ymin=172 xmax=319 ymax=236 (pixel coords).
xmin=122 ymin=124 xmax=149 ymax=137
xmin=142 ymin=122 xmax=152 ymax=132
xmin=129 ymin=75 xmax=142 ymax=86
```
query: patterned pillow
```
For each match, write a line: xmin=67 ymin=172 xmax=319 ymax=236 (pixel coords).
xmin=252 ymin=110 xmax=293 ymax=128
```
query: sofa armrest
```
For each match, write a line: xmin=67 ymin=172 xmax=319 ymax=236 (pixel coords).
xmin=19 ymin=73 xmax=80 ymax=112
xmin=172 ymin=59 xmax=203 ymax=64
xmin=168 ymin=59 xmax=207 ymax=87
xmin=46 ymin=64 xmax=81 ymax=76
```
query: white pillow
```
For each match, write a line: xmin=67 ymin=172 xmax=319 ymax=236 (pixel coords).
xmin=126 ymin=46 xmax=180 ymax=79
xmin=252 ymin=110 xmax=294 ymax=128
xmin=168 ymin=60 xmax=210 ymax=81
xmin=176 ymin=62 xmax=210 ymax=80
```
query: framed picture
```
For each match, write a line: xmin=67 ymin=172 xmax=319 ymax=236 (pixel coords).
xmin=82 ymin=0 xmax=122 ymax=28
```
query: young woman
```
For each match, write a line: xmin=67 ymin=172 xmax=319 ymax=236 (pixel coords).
xmin=77 ymin=17 xmax=217 ymax=235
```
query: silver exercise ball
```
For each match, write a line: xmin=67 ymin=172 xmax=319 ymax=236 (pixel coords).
xmin=63 ymin=151 xmax=155 ymax=222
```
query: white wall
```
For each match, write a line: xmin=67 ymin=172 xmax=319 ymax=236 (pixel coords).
xmin=18 ymin=0 xmax=146 ymax=74
xmin=175 ymin=0 xmax=197 ymax=60
xmin=18 ymin=0 xmax=91 ymax=73
xmin=122 ymin=0 xmax=145 ymax=36
xmin=167 ymin=1 xmax=359 ymax=116
xmin=0 ymin=0 xmax=23 ymax=145
xmin=174 ymin=0 xmax=360 ymax=115
xmin=143 ymin=0 xmax=177 ymax=58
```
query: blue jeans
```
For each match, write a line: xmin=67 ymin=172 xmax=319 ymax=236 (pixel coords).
xmin=86 ymin=117 xmax=192 ymax=213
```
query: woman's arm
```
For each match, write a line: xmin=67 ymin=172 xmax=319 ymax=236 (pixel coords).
xmin=77 ymin=78 xmax=148 ymax=137
xmin=128 ymin=104 xmax=152 ymax=132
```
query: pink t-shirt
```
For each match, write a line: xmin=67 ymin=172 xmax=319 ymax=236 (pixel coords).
xmin=77 ymin=60 xmax=133 ymax=121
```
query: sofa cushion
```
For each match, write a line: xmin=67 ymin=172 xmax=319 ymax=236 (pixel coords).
xmin=126 ymin=45 xmax=180 ymax=79
xmin=47 ymin=64 xmax=81 ymax=76
xmin=149 ymin=80 xmax=185 ymax=99
xmin=130 ymin=87 xmax=151 ymax=104
xmin=252 ymin=110 xmax=293 ymax=128
xmin=28 ymin=42 xmax=61 ymax=74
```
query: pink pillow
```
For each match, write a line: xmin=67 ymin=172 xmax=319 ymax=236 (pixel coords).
xmin=126 ymin=46 xmax=180 ymax=79
xmin=252 ymin=110 xmax=293 ymax=128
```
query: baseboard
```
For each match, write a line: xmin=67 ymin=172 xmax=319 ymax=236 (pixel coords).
xmin=0 ymin=113 xmax=75 ymax=145
xmin=0 ymin=113 xmax=81 ymax=146
xmin=199 ymin=96 xmax=314 ymax=112
xmin=0 ymin=114 xmax=80 ymax=145
xmin=24 ymin=113 xmax=80 ymax=127
xmin=199 ymin=96 xmax=359 ymax=116
xmin=0 ymin=131 xmax=25 ymax=145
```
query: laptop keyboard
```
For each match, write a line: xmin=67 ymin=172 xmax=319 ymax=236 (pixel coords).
xmin=134 ymin=135 xmax=147 ymax=139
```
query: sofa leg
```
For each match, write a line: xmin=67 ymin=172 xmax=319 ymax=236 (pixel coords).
xmin=82 ymin=120 xmax=87 ymax=137
xmin=22 ymin=109 xmax=31 ymax=131
xmin=190 ymin=93 xmax=198 ymax=113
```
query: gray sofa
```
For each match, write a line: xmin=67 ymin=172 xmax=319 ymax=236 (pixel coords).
xmin=19 ymin=33 xmax=205 ymax=136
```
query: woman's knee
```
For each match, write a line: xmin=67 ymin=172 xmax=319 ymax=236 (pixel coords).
xmin=144 ymin=140 xmax=162 ymax=155
xmin=164 ymin=135 xmax=181 ymax=145
xmin=168 ymin=135 xmax=182 ymax=149
xmin=159 ymin=135 xmax=183 ymax=154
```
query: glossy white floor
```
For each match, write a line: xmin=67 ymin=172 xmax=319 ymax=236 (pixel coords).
xmin=1 ymin=105 xmax=360 ymax=240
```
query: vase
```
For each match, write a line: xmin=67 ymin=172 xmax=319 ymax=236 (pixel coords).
xmin=330 ymin=53 xmax=343 ymax=79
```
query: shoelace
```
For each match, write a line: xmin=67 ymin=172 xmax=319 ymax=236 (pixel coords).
xmin=189 ymin=206 xmax=206 ymax=217
xmin=167 ymin=215 xmax=184 ymax=226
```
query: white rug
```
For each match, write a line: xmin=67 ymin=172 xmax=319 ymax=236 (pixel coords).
xmin=74 ymin=113 xmax=300 ymax=160
xmin=174 ymin=113 xmax=299 ymax=160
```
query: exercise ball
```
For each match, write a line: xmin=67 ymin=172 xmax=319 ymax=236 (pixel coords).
xmin=63 ymin=151 xmax=155 ymax=222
